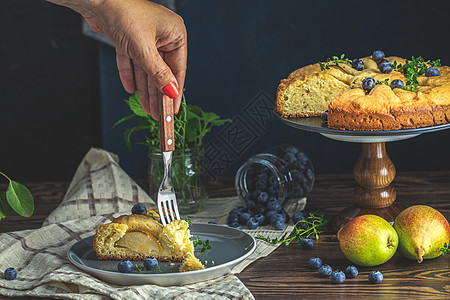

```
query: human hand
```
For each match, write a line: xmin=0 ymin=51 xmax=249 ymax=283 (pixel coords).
xmin=48 ymin=0 xmax=187 ymax=119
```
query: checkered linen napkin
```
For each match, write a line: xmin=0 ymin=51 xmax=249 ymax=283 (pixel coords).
xmin=0 ymin=148 xmax=306 ymax=299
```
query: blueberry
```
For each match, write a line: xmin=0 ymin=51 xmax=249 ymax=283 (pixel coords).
xmin=330 ymin=270 xmax=346 ymax=284
xmin=268 ymin=175 xmax=278 ymax=186
xmin=255 ymin=203 xmax=267 ymax=215
xmin=144 ymin=256 xmax=158 ymax=270
xmin=290 ymin=170 xmax=302 ymax=181
xmin=372 ymin=50 xmax=385 ymax=62
xmin=425 ymin=67 xmax=440 ymax=77
xmin=229 ymin=222 xmax=243 ymax=230
xmin=292 ymin=211 xmax=307 ymax=224
xmin=257 ymin=172 xmax=268 ymax=181
xmin=270 ymin=213 xmax=286 ymax=225
xmin=254 ymin=213 xmax=266 ymax=225
xmin=267 ymin=201 xmax=282 ymax=213
xmin=291 ymin=184 xmax=304 ymax=198
xmin=300 ymin=238 xmax=314 ymax=249
xmin=267 ymin=185 xmax=277 ymax=196
xmin=118 ymin=259 xmax=134 ymax=273
xmin=305 ymin=168 xmax=314 ymax=182
xmin=239 ymin=212 xmax=252 ymax=225
xmin=285 ymin=145 xmax=299 ymax=155
xmin=227 ymin=213 xmax=239 ymax=225
xmin=318 ymin=264 xmax=332 ymax=277
xmin=390 ymin=79 xmax=404 ymax=89
xmin=321 ymin=110 xmax=328 ymax=125
xmin=257 ymin=191 xmax=269 ymax=204
xmin=256 ymin=179 xmax=268 ymax=190
xmin=362 ymin=77 xmax=376 ymax=91
xmin=352 ymin=59 xmax=364 ymax=71
xmin=230 ymin=206 xmax=246 ymax=215
xmin=246 ymin=217 xmax=259 ymax=229
xmin=368 ymin=271 xmax=383 ymax=284
xmin=265 ymin=210 xmax=278 ymax=222
xmin=308 ymin=257 xmax=322 ymax=269
xmin=379 ymin=61 xmax=393 ymax=73
xmin=283 ymin=152 xmax=296 ymax=164
xmin=272 ymin=219 xmax=285 ymax=230
xmin=246 ymin=200 xmax=256 ymax=211
xmin=345 ymin=265 xmax=359 ymax=279
xmin=4 ymin=268 xmax=17 ymax=280
xmin=131 ymin=203 xmax=146 ymax=215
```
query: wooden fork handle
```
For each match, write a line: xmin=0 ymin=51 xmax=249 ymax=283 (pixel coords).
xmin=158 ymin=92 xmax=175 ymax=152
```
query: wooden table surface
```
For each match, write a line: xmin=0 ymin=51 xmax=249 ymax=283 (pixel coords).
xmin=1 ymin=171 xmax=450 ymax=299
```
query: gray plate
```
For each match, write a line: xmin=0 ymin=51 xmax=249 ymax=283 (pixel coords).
xmin=67 ymin=223 xmax=256 ymax=286
xmin=276 ymin=114 xmax=450 ymax=143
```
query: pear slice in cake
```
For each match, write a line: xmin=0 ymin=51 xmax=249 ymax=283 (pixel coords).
xmin=93 ymin=209 xmax=204 ymax=272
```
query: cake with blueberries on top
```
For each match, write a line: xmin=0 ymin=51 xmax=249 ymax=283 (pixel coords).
xmin=276 ymin=50 xmax=450 ymax=130
xmin=93 ymin=205 xmax=204 ymax=272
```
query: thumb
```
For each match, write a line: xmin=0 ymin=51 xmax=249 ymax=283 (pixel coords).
xmin=142 ymin=50 xmax=179 ymax=99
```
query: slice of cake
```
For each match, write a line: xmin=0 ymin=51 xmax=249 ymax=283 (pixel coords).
xmin=93 ymin=209 xmax=204 ymax=272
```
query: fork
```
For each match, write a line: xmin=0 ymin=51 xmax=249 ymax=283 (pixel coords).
xmin=157 ymin=92 xmax=181 ymax=226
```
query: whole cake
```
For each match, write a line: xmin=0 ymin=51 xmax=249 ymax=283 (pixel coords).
xmin=93 ymin=208 xmax=204 ymax=272
xmin=275 ymin=51 xmax=450 ymax=130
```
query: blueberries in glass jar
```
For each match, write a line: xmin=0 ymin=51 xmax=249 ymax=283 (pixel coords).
xmin=246 ymin=217 xmax=259 ymax=229
xmin=246 ymin=200 xmax=256 ymax=211
xmin=379 ymin=61 xmax=393 ymax=73
xmin=268 ymin=175 xmax=278 ymax=186
xmin=229 ymin=222 xmax=242 ymax=230
xmin=283 ymin=152 xmax=297 ymax=164
xmin=425 ymin=67 xmax=440 ymax=77
xmin=352 ymin=59 xmax=364 ymax=71
xmin=265 ymin=210 xmax=278 ymax=222
xmin=372 ymin=50 xmax=385 ymax=62
xmin=257 ymin=191 xmax=269 ymax=204
xmin=267 ymin=201 xmax=282 ymax=213
xmin=256 ymin=203 xmax=267 ymax=215
xmin=267 ymin=185 xmax=277 ymax=196
xmin=390 ymin=79 xmax=404 ymax=89
xmin=227 ymin=213 xmax=239 ymax=226
xmin=362 ymin=77 xmax=376 ymax=91
xmin=254 ymin=213 xmax=266 ymax=225
xmin=239 ymin=212 xmax=252 ymax=225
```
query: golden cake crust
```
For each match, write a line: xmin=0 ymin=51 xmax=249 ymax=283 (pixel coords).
xmin=93 ymin=209 xmax=204 ymax=271
xmin=276 ymin=56 xmax=450 ymax=130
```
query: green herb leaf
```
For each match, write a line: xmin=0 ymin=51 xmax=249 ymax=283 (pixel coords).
xmin=0 ymin=191 xmax=14 ymax=220
xmin=192 ymin=235 xmax=212 ymax=252
xmin=319 ymin=54 xmax=352 ymax=71
xmin=441 ymin=242 xmax=450 ymax=256
xmin=256 ymin=212 xmax=329 ymax=245
xmin=6 ymin=181 xmax=34 ymax=218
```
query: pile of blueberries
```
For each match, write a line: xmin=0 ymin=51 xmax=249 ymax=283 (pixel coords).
xmin=228 ymin=145 xmax=314 ymax=230
xmin=308 ymin=257 xmax=383 ymax=284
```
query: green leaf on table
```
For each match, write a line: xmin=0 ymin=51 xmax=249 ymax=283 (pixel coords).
xmin=6 ymin=181 xmax=34 ymax=218
xmin=0 ymin=191 xmax=14 ymax=219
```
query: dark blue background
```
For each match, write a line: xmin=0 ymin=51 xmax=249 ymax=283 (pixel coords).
xmin=1 ymin=0 xmax=449 ymax=181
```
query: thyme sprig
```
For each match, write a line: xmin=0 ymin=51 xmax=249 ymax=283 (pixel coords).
xmin=393 ymin=56 xmax=441 ymax=91
xmin=376 ymin=79 xmax=390 ymax=86
xmin=319 ymin=54 xmax=352 ymax=71
xmin=192 ymin=236 xmax=211 ymax=252
xmin=135 ymin=264 xmax=166 ymax=274
xmin=256 ymin=212 xmax=328 ymax=246
xmin=441 ymin=242 xmax=450 ymax=256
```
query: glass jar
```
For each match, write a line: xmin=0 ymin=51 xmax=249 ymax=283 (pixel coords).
xmin=235 ymin=144 xmax=314 ymax=207
xmin=148 ymin=149 xmax=208 ymax=214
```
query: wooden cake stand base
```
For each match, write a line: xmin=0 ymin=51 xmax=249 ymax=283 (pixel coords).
xmin=330 ymin=142 xmax=407 ymax=232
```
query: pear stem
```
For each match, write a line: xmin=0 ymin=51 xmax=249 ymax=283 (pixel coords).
xmin=416 ymin=247 xmax=424 ymax=263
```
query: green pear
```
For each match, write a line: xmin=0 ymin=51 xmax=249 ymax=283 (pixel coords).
xmin=337 ymin=215 xmax=398 ymax=267
xmin=393 ymin=205 xmax=450 ymax=263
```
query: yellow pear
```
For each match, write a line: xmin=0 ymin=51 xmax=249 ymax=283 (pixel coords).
xmin=393 ymin=205 xmax=450 ymax=263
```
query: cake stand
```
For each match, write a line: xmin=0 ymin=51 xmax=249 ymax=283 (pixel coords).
xmin=276 ymin=114 xmax=450 ymax=232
